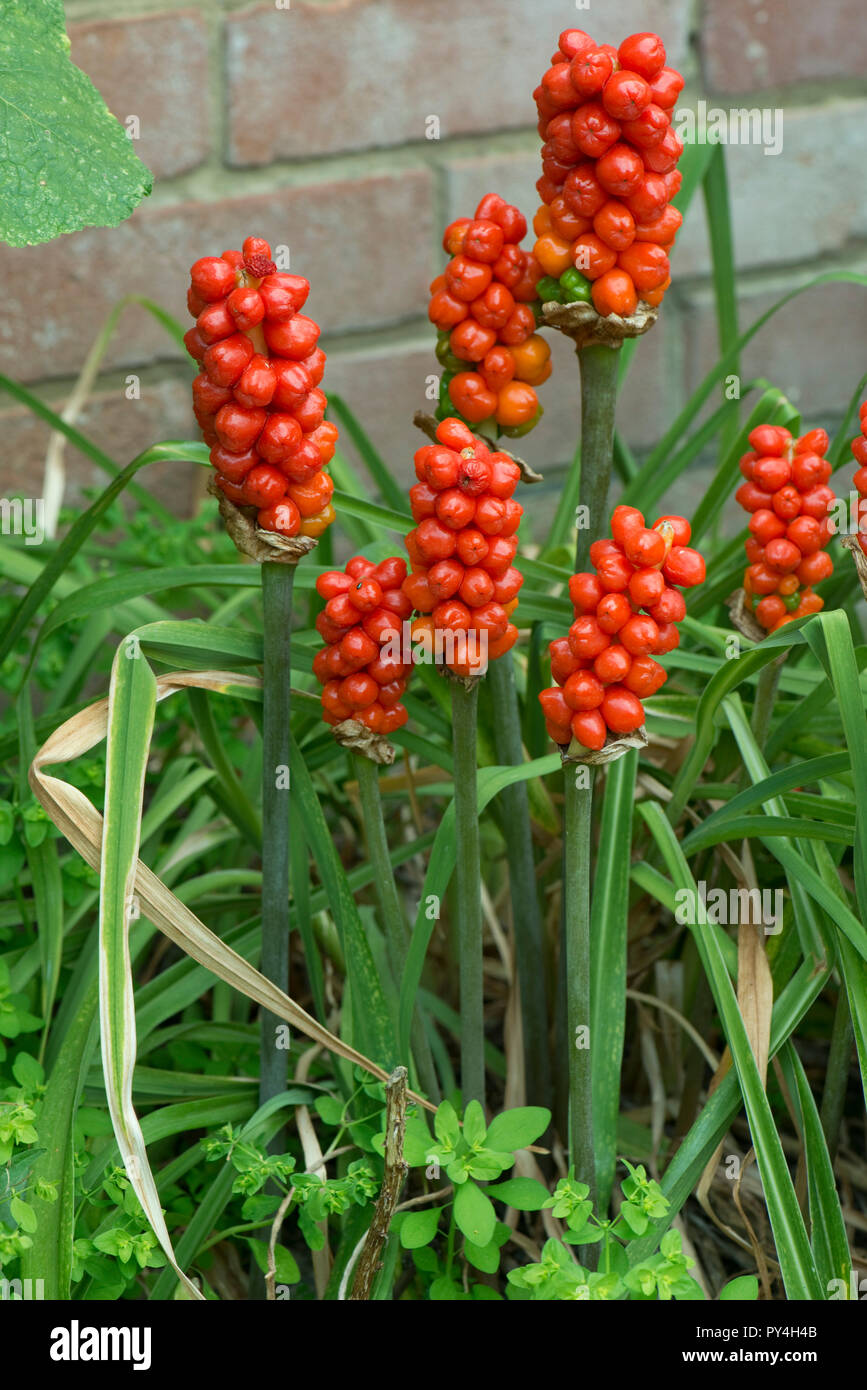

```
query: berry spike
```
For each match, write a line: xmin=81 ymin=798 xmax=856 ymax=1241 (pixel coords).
xmin=540 ymin=506 xmax=704 ymax=751
xmin=184 ymin=235 xmax=337 ymax=542
xmin=401 ymin=416 xmax=524 ymax=679
xmin=313 ymin=556 xmax=413 ymax=736
xmin=533 ymin=28 xmax=684 ymax=317
xmin=735 ymin=422 xmax=835 ymax=631
xmin=429 ymin=193 xmax=551 ymax=440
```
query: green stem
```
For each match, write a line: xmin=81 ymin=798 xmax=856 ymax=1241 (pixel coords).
xmin=819 ymin=988 xmax=853 ymax=1163
xmin=451 ymin=679 xmax=485 ymax=1107
xmin=259 ymin=561 xmax=295 ymax=1114
xmin=575 ymin=342 xmax=621 ymax=573
xmin=750 ymin=652 xmax=786 ymax=751
xmin=353 ymin=753 xmax=440 ymax=1102
xmin=486 ymin=654 xmax=551 ymax=1110
xmin=563 ymin=767 xmax=596 ymax=1203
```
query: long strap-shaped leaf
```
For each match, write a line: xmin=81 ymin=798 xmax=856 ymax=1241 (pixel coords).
xmin=97 ymin=645 xmax=198 ymax=1294
xmin=639 ymin=801 xmax=824 ymax=1300
xmin=29 ymin=663 xmax=433 ymax=1300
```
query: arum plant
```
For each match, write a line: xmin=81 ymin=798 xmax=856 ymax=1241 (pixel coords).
xmin=183 ymin=239 xmax=339 ymax=1113
xmin=403 ymin=416 xmax=525 ymax=1108
xmin=539 ymin=508 xmax=706 ymax=1195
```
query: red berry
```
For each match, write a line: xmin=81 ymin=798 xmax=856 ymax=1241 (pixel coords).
xmin=227 ymin=286 xmax=265 ymax=332
xmin=214 ymin=403 xmax=266 ymax=453
xmin=234 ymin=355 xmax=277 ymax=409
xmin=571 ymin=709 xmax=607 ymax=750
xmin=662 ymin=546 xmax=705 ymax=587
xmin=257 ymin=413 xmax=304 ymax=464
xmin=618 ymin=33 xmax=666 ymax=80
xmin=257 ymin=499 xmax=300 ymax=536
xmin=203 ymin=333 xmax=255 ymax=387
xmin=242 ymin=464 xmax=287 ymax=509
xmin=265 ymin=315 xmax=320 ymax=360
xmin=190 ymin=256 xmax=236 ymax=303
xmin=601 ymin=685 xmax=645 ymax=733
xmin=602 ymin=70 xmax=652 ymax=121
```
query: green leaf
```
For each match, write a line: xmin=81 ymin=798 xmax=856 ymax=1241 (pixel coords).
xmin=486 ymin=1177 xmax=550 ymax=1211
xmin=248 ymin=1237 xmax=301 ymax=1286
xmin=464 ymin=1236 xmax=501 ymax=1274
xmin=434 ymin=1100 xmax=460 ymax=1148
xmin=398 ymin=1208 xmax=442 ymax=1250
xmin=462 ymin=1099 xmax=487 ymax=1146
xmin=453 ymin=1180 xmax=496 ymax=1248
xmin=719 ymin=1275 xmax=759 ymax=1301
xmin=10 ymin=1195 xmax=37 ymax=1233
xmin=0 ymin=0 xmax=152 ymax=246
xmin=484 ymin=1106 xmax=550 ymax=1153
xmin=638 ymin=801 xmax=824 ymax=1300
xmin=12 ymin=1052 xmax=44 ymax=1090
xmin=97 ymin=643 xmax=200 ymax=1299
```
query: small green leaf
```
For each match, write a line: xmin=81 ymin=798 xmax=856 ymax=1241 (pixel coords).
xmin=248 ymin=1238 xmax=301 ymax=1286
xmin=434 ymin=1100 xmax=460 ymax=1148
xmin=10 ymin=1196 xmax=37 ymax=1233
xmin=719 ymin=1274 xmax=759 ymax=1301
xmin=487 ymin=1177 xmax=550 ymax=1211
xmin=12 ymin=1052 xmax=44 ymax=1091
xmin=463 ymin=1100 xmax=487 ymax=1146
xmin=398 ymin=1208 xmax=442 ymax=1250
xmin=314 ymin=1096 xmax=344 ymax=1126
xmin=484 ymin=1106 xmax=550 ymax=1153
xmin=454 ymin=1180 xmax=496 ymax=1247
xmin=464 ymin=1237 xmax=501 ymax=1274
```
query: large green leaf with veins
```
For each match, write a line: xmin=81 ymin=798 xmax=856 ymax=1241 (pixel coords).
xmin=0 ymin=0 xmax=152 ymax=247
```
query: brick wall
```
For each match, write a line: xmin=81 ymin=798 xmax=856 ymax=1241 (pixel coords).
xmin=4 ymin=0 xmax=866 ymax=523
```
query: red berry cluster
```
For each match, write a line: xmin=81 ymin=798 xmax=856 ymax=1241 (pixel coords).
xmin=735 ymin=423 xmax=835 ymax=632
xmin=850 ymin=399 xmax=867 ymax=556
xmin=430 ymin=193 xmax=548 ymax=436
xmin=313 ymin=557 xmax=413 ymax=734
xmin=402 ymin=417 xmax=523 ymax=678
xmin=539 ymin=506 xmax=704 ymax=750
xmin=534 ymin=29 xmax=684 ymax=318
xmin=185 ymin=236 xmax=338 ymax=541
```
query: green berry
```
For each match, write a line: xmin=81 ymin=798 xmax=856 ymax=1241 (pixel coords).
xmin=559 ymin=268 xmax=592 ymax=303
xmin=501 ymin=405 xmax=543 ymax=438
xmin=535 ymin=275 xmax=563 ymax=304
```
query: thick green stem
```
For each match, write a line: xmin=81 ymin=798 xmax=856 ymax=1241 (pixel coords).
xmin=575 ymin=342 xmax=621 ymax=573
xmin=751 ymin=652 xmax=786 ymax=751
xmin=353 ymin=753 xmax=440 ymax=1102
xmin=819 ymin=988 xmax=853 ymax=1163
xmin=259 ymin=562 xmax=294 ymax=1112
xmin=486 ymin=654 xmax=551 ymax=1110
xmin=451 ymin=679 xmax=485 ymax=1107
xmin=563 ymin=767 xmax=596 ymax=1205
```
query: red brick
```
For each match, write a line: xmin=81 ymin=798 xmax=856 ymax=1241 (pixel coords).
xmin=0 ymin=173 xmax=433 ymax=383
xmin=225 ymin=0 xmax=691 ymax=165
xmin=672 ymin=100 xmax=867 ymax=276
xmin=0 ymin=378 xmax=201 ymax=517
xmin=702 ymin=0 xmax=866 ymax=93
xmin=681 ymin=268 xmax=867 ymax=426
xmin=69 ymin=11 xmax=210 ymax=179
